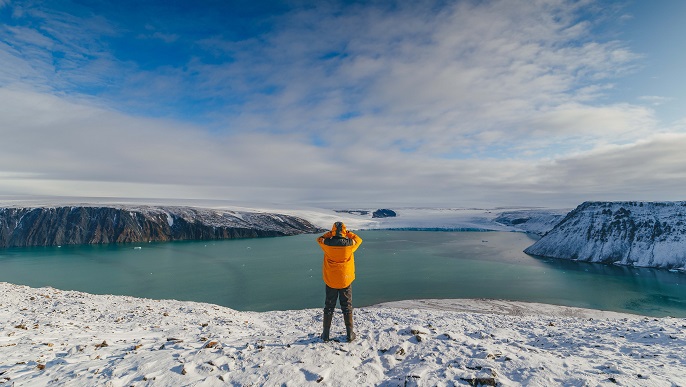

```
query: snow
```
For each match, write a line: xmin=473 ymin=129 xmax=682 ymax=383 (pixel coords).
xmin=2 ymin=282 xmax=685 ymax=386
xmin=273 ymin=207 xmax=564 ymax=234
xmin=493 ymin=209 xmax=570 ymax=236
xmin=525 ymin=201 xmax=686 ymax=270
xmin=3 ymin=199 xmax=685 ymax=384
xmin=0 ymin=197 xmax=566 ymax=235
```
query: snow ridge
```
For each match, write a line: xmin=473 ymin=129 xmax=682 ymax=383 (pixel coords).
xmin=2 ymin=282 xmax=684 ymax=386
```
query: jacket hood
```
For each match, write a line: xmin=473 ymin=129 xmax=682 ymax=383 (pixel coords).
xmin=331 ymin=221 xmax=348 ymax=237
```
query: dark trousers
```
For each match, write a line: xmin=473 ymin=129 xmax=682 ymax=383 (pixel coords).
xmin=324 ymin=284 xmax=352 ymax=315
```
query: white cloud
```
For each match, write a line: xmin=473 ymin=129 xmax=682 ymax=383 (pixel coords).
xmin=0 ymin=87 xmax=349 ymax=200
xmin=189 ymin=0 xmax=648 ymax=158
xmin=1 ymin=85 xmax=684 ymax=207
xmin=0 ymin=0 xmax=682 ymax=207
xmin=0 ymin=3 xmax=121 ymax=93
xmin=533 ymin=134 xmax=686 ymax=200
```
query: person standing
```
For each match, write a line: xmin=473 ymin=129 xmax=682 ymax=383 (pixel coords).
xmin=317 ymin=221 xmax=362 ymax=342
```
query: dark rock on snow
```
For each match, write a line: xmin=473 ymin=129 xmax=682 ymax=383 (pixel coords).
xmin=335 ymin=210 xmax=370 ymax=216
xmin=372 ymin=209 xmax=397 ymax=218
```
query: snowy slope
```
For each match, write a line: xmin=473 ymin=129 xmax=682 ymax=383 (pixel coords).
xmin=2 ymin=282 xmax=685 ymax=386
xmin=524 ymin=201 xmax=686 ymax=270
xmin=493 ymin=209 xmax=569 ymax=236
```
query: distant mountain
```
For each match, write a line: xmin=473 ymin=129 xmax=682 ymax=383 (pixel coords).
xmin=372 ymin=209 xmax=397 ymax=218
xmin=494 ymin=209 xmax=569 ymax=236
xmin=0 ymin=205 xmax=322 ymax=248
xmin=524 ymin=201 xmax=686 ymax=270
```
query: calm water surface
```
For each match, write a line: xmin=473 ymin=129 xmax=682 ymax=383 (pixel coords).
xmin=1 ymin=231 xmax=685 ymax=317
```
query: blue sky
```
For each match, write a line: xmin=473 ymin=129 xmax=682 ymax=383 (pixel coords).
xmin=1 ymin=0 xmax=685 ymax=208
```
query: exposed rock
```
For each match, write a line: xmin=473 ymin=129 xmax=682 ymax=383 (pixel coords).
xmin=372 ymin=209 xmax=397 ymax=218
xmin=0 ymin=205 xmax=322 ymax=248
xmin=334 ymin=210 xmax=370 ymax=216
xmin=494 ymin=209 xmax=569 ymax=236
xmin=461 ymin=375 xmax=497 ymax=387
xmin=524 ymin=201 xmax=686 ymax=270
xmin=404 ymin=375 xmax=420 ymax=386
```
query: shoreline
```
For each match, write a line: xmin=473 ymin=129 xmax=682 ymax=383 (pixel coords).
xmin=1 ymin=281 xmax=644 ymax=319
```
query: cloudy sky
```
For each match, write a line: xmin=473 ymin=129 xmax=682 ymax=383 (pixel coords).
xmin=1 ymin=0 xmax=685 ymax=208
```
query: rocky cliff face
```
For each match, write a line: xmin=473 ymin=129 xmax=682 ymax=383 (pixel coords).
xmin=524 ymin=201 xmax=686 ymax=270
xmin=0 ymin=206 xmax=322 ymax=248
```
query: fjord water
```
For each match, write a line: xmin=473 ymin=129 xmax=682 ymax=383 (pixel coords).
xmin=1 ymin=231 xmax=685 ymax=317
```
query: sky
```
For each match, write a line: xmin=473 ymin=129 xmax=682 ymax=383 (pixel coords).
xmin=1 ymin=0 xmax=685 ymax=209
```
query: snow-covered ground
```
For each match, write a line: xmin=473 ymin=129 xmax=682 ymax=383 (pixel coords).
xmin=2 ymin=282 xmax=685 ymax=386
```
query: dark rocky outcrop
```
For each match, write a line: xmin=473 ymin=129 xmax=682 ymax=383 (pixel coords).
xmin=524 ymin=201 xmax=686 ymax=270
xmin=335 ymin=210 xmax=370 ymax=216
xmin=0 ymin=205 xmax=322 ymax=248
xmin=372 ymin=209 xmax=397 ymax=218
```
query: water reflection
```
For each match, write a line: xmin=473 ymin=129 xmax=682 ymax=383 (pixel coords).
xmin=528 ymin=254 xmax=686 ymax=316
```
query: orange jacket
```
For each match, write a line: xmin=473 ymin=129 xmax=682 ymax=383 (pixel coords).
xmin=317 ymin=222 xmax=362 ymax=289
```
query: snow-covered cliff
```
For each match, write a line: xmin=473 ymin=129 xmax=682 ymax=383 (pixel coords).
xmin=0 ymin=205 xmax=322 ymax=248
xmin=524 ymin=201 xmax=686 ymax=270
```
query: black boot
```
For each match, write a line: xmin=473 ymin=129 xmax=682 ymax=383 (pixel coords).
xmin=321 ymin=313 xmax=333 ymax=342
xmin=344 ymin=313 xmax=356 ymax=342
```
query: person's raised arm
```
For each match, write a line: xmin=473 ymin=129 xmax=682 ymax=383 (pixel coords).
xmin=346 ymin=232 xmax=362 ymax=252
xmin=317 ymin=231 xmax=333 ymax=247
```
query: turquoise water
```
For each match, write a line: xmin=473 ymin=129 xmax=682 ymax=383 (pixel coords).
xmin=1 ymin=231 xmax=685 ymax=317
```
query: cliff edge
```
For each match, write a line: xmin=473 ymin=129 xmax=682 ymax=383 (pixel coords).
xmin=524 ymin=201 xmax=686 ymax=270
xmin=0 ymin=205 xmax=321 ymax=248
